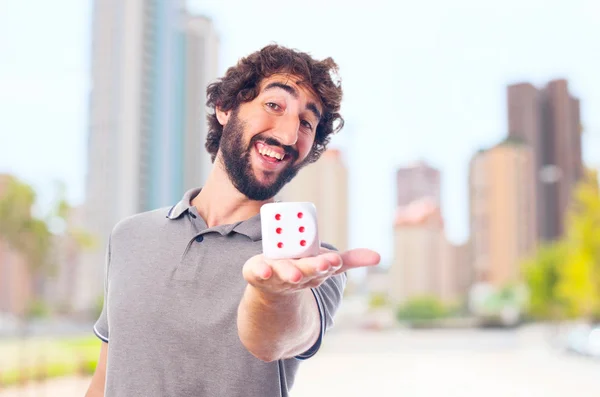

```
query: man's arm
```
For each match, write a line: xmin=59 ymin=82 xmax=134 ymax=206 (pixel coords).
xmin=85 ymin=342 xmax=108 ymax=397
xmin=238 ymin=285 xmax=320 ymax=362
xmin=237 ymin=248 xmax=379 ymax=362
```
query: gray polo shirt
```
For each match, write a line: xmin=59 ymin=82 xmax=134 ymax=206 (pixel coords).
xmin=93 ymin=188 xmax=347 ymax=397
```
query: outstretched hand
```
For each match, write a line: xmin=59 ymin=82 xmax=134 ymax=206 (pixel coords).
xmin=242 ymin=247 xmax=380 ymax=295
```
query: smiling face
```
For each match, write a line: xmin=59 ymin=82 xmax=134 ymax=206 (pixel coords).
xmin=215 ymin=74 xmax=323 ymax=201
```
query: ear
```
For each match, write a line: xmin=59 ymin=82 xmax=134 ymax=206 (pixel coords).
xmin=216 ymin=106 xmax=231 ymax=126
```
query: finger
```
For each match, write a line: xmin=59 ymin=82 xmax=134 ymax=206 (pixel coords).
xmin=256 ymin=262 xmax=273 ymax=280
xmin=293 ymin=252 xmax=342 ymax=276
xmin=243 ymin=257 xmax=273 ymax=283
xmin=335 ymin=248 xmax=380 ymax=274
xmin=269 ymin=259 xmax=304 ymax=284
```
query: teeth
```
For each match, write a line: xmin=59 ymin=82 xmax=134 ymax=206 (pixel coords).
xmin=258 ymin=146 xmax=284 ymax=160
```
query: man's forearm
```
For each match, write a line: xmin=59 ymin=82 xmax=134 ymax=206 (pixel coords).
xmin=237 ymin=285 xmax=320 ymax=362
xmin=85 ymin=380 xmax=105 ymax=397
xmin=85 ymin=389 xmax=104 ymax=397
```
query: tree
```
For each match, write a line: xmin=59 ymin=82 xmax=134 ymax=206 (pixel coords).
xmin=522 ymin=242 xmax=567 ymax=320
xmin=556 ymin=169 xmax=600 ymax=320
xmin=523 ymin=169 xmax=600 ymax=321
xmin=0 ymin=175 xmax=94 ymax=316
xmin=0 ymin=176 xmax=52 ymax=274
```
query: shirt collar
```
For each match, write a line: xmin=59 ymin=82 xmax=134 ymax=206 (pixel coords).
xmin=166 ymin=187 xmax=263 ymax=242
xmin=231 ymin=213 xmax=262 ymax=241
xmin=166 ymin=188 xmax=200 ymax=219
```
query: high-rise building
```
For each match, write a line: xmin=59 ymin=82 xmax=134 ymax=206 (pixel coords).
xmin=389 ymin=198 xmax=446 ymax=303
xmin=439 ymin=240 xmax=471 ymax=303
xmin=77 ymin=1 xmax=219 ymax=312
xmin=182 ymin=15 xmax=220 ymax=190
xmin=507 ymin=79 xmax=583 ymax=241
xmin=453 ymin=241 xmax=473 ymax=299
xmin=277 ymin=149 xmax=349 ymax=252
xmin=390 ymin=161 xmax=468 ymax=304
xmin=396 ymin=161 xmax=441 ymax=207
xmin=469 ymin=140 xmax=536 ymax=287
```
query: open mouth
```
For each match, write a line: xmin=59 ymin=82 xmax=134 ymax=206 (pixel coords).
xmin=255 ymin=141 xmax=286 ymax=164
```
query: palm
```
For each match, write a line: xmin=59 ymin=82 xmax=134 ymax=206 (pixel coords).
xmin=243 ymin=246 xmax=380 ymax=294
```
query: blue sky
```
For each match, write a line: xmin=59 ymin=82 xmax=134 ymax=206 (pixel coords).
xmin=1 ymin=0 xmax=598 ymax=264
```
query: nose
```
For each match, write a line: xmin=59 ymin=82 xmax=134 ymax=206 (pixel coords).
xmin=272 ymin=114 xmax=300 ymax=146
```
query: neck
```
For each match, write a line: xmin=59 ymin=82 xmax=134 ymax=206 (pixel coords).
xmin=192 ymin=156 xmax=274 ymax=228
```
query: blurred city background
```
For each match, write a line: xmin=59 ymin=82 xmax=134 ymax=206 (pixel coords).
xmin=1 ymin=0 xmax=599 ymax=396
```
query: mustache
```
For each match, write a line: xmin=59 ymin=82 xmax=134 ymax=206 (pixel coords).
xmin=252 ymin=136 xmax=299 ymax=160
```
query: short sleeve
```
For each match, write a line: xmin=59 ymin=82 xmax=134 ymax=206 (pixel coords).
xmin=93 ymin=233 xmax=111 ymax=343
xmin=295 ymin=271 xmax=347 ymax=360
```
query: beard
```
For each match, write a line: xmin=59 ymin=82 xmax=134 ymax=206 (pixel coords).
xmin=218 ymin=110 xmax=308 ymax=201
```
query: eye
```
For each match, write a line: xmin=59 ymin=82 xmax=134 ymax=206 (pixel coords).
xmin=301 ymin=120 xmax=313 ymax=131
xmin=266 ymin=102 xmax=282 ymax=111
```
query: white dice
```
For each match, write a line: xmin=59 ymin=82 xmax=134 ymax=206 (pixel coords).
xmin=260 ymin=202 xmax=320 ymax=259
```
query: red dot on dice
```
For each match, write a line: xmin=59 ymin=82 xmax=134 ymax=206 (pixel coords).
xmin=277 ymin=242 xmax=283 ymax=248
xmin=276 ymin=228 xmax=282 ymax=234
xmin=300 ymin=240 xmax=306 ymax=246
xmin=299 ymin=226 xmax=305 ymax=233
xmin=275 ymin=214 xmax=281 ymax=220
xmin=297 ymin=212 xmax=303 ymax=219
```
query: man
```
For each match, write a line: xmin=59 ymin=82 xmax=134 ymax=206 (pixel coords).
xmin=85 ymin=44 xmax=380 ymax=397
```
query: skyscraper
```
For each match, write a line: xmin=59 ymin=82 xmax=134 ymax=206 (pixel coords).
xmin=507 ymin=79 xmax=583 ymax=241
xmin=182 ymin=16 xmax=220 ymax=190
xmin=389 ymin=196 xmax=469 ymax=304
xmin=396 ymin=161 xmax=441 ymax=207
xmin=389 ymin=161 xmax=468 ymax=304
xmin=77 ymin=1 xmax=219 ymax=312
xmin=277 ymin=149 xmax=349 ymax=253
xmin=389 ymin=198 xmax=446 ymax=303
xmin=469 ymin=140 xmax=536 ymax=286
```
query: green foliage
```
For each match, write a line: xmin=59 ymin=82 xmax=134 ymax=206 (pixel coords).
xmin=58 ymin=336 xmax=102 ymax=352
xmin=0 ymin=176 xmax=52 ymax=270
xmin=0 ymin=336 xmax=101 ymax=386
xmin=523 ymin=169 xmax=600 ymax=321
xmin=556 ymin=170 xmax=600 ymax=320
xmin=396 ymin=296 xmax=449 ymax=322
xmin=523 ymin=243 xmax=567 ymax=319
xmin=0 ymin=175 xmax=96 ymax=316
xmin=81 ymin=359 xmax=99 ymax=375
xmin=25 ymin=299 xmax=52 ymax=319
xmin=368 ymin=292 xmax=388 ymax=309
xmin=0 ymin=362 xmax=92 ymax=387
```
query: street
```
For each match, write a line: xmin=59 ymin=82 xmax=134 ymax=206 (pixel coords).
xmin=1 ymin=325 xmax=599 ymax=397
xmin=293 ymin=325 xmax=600 ymax=397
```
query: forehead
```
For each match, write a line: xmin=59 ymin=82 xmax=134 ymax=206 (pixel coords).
xmin=258 ymin=74 xmax=323 ymax=110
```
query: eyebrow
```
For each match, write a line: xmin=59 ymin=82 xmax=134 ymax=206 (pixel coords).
xmin=263 ymin=82 xmax=322 ymax=122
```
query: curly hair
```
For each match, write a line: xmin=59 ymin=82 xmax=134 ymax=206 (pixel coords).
xmin=205 ymin=44 xmax=344 ymax=164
